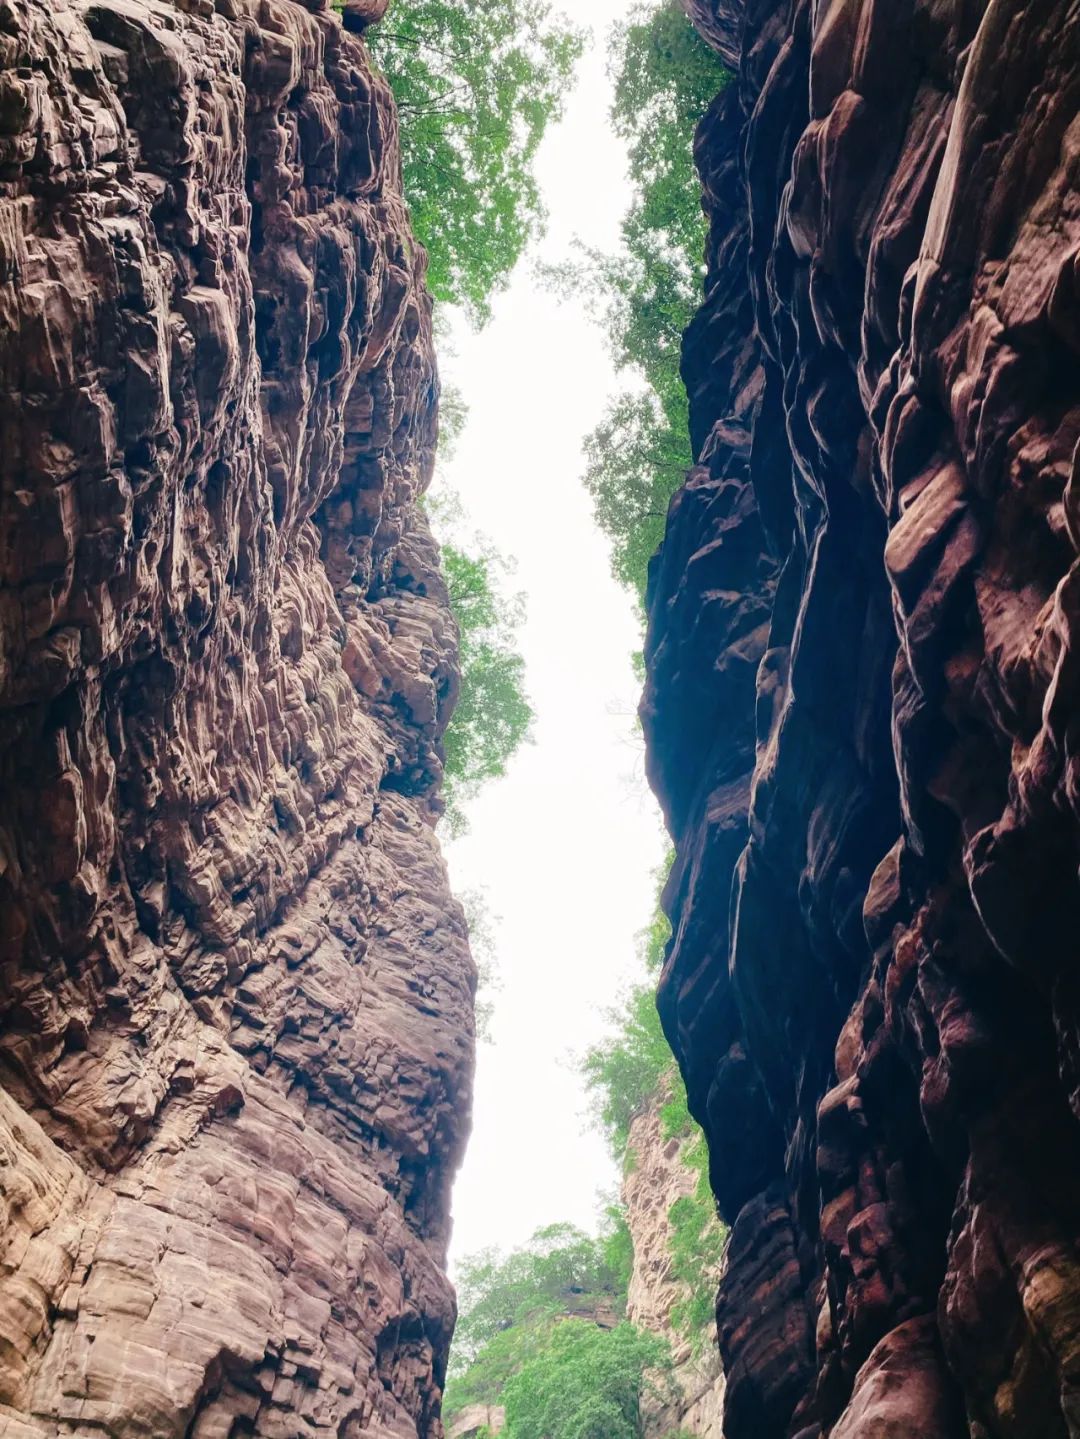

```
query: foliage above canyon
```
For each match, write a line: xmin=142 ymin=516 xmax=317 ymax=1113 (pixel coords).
xmin=450 ymin=1221 xmax=629 ymax=1378
xmin=441 ymin=540 xmax=533 ymax=833
xmin=369 ymin=0 xmax=583 ymax=324
xmin=546 ymin=1 xmax=728 ymax=604
xmin=444 ymin=865 xmax=727 ymax=1429
xmin=503 ymin=1320 xmax=672 ymax=1439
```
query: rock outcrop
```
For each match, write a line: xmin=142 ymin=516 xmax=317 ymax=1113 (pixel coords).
xmin=678 ymin=0 xmax=740 ymax=68
xmin=644 ymin=1 xmax=1080 ymax=1436
xmin=0 ymin=2 xmax=473 ymax=1436
xmin=446 ymin=1404 xmax=504 ymax=1439
xmin=623 ymin=1097 xmax=725 ymax=1438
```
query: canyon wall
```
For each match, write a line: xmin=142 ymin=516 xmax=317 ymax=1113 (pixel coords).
xmin=623 ymin=1097 xmax=725 ymax=1437
xmin=644 ymin=1 xmax=1080 ymax=1436
xmin=0 ymin=2 xmax=474 ymax=1436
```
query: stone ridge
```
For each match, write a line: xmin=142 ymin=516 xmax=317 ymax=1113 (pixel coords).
xmin=0 ymin=2 xmax=474 ymax=1436
xmin=644 ymin=1 xmax=1080 ymax=1436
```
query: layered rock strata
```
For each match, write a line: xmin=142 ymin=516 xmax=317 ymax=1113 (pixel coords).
xmin=0 ymin=2 xmax=474 ymax=1435
xmin=623 ymin=1098 xmax=725 ymax=1438
xmin=644 ymin=1 xmax=1080 ymax=1435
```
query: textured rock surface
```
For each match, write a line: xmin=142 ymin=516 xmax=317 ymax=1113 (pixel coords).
xmin=446 ymin=1404 xmax=504 ymax=1439
xmin=0 ymin=2 xmax=473 ymax=1435
xmin=678 ymin=0 xmax=741 ymax=69
xmin=624 ymin=1098 xmax=725 ymax=1438
xmin=644 ymin=1 xmax=1080 ymax=1436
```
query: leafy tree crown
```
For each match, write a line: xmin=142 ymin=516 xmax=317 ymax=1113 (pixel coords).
xmin=370 ymin=0 xmax=584 ymax=324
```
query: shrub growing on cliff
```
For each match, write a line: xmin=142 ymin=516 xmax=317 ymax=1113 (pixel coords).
xmin=580 ymin=853 xmax=679 ymax=1158
xmin=667 ymin=1136 xmax=728 ymax=1349
xmin=368 ymin=0 xmax=583 ymax=324
xmin=458 ymin=888 xmax=500 ymax=1040
xmin=581 ymin=392 xmax=691 ymax=599
xmin=444 ymin=1220 xmax=674 ymax=1438
xmin=580 ymin=855 xmax=727 ymax=1353
xmin=584 ymin=1001 xmax=725 ymax=1352
xmin=582 ymin=983 xmax=676 ymax=1159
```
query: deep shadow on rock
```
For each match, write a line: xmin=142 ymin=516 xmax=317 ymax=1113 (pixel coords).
xmin=644 ymin=1 xmax=1080 ymax=1435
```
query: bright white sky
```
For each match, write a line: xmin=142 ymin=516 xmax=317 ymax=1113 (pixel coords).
xmin=434 ymin=0 xmax=668 ymax=1268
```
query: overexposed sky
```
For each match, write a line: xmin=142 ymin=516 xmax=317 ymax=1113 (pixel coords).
xmin=436 ymin=0 xmax=668 ymax=1267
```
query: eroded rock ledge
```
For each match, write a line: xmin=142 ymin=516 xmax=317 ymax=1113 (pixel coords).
xmin=644 ymin=1 xmax=1080 ymax=1435
xmin=0 ymin=2 xmax=473 ymax=1435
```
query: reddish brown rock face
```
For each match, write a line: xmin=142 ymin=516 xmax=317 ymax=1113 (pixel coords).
xmin=644 ymin=1 xmax=1080 ymax=1436
xmin=0 ymin=2 xmax=473 ymax=1435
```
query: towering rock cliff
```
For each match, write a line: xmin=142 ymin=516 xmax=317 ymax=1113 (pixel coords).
xmin=0 ymin=2 xmax=474 ymax=1435
xmin=644 ymin=1 xmax=1080 ymax=1436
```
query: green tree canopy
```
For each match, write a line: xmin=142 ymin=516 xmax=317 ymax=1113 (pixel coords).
xmin=451 ymin=1223 xmax=628 ymax=1380
xmin=604 ymin=0 xmax=729 ymax=424
xmin=503 ymin=1320 xmax=671 ymax=1439
xmin=667 ymin=1137 xmax=728 ymax=1349
xmin=445 ymin=1220 xmax=640 ymax=1423
xmin=440 ymin=540 xmax=534 ymax=834
xmin=581 ymin=983 xmax=679 ymax=1161
xmin=582 ymin=392 xmax=690 ymax=598
xmin=369 ymin=0 xmax=583 ymax=324
xmin=611 ymin=1 xmax=733 ymax=274
xmin=581 ymin=985 xmax=726 ymax=1353
xmin=544 ymin=2 xmax=728 ymax=604
xmin=457 ymin=888 xmax=500 ymax=1041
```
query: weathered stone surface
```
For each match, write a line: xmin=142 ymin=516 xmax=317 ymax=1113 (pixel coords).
xmin=446 ymin=1404 xmax=504 ymax=1439
xmin=0 ymin=1 xmax=473 ymax=1435
xmin=342 ymin=0 xmax=391 ymax=34
xmin=644 ymin=1 xmax=1080 ymax=1436
xmin=623 ymin=1096 xmax=724 ymax=1437
xmin=678 ymin=0 xmax=741 ymax=69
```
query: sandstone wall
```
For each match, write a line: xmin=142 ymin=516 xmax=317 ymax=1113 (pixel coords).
xmin=623 ymin=1099 xmax=724 ymax=1438
xmin=446 ymin=1404 xmax=503 ymax=1439
xmin=644 ymin=0 xmax=1080 ymax=1435
xmin=0 ymin=2 xmax=474 ymax=1435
